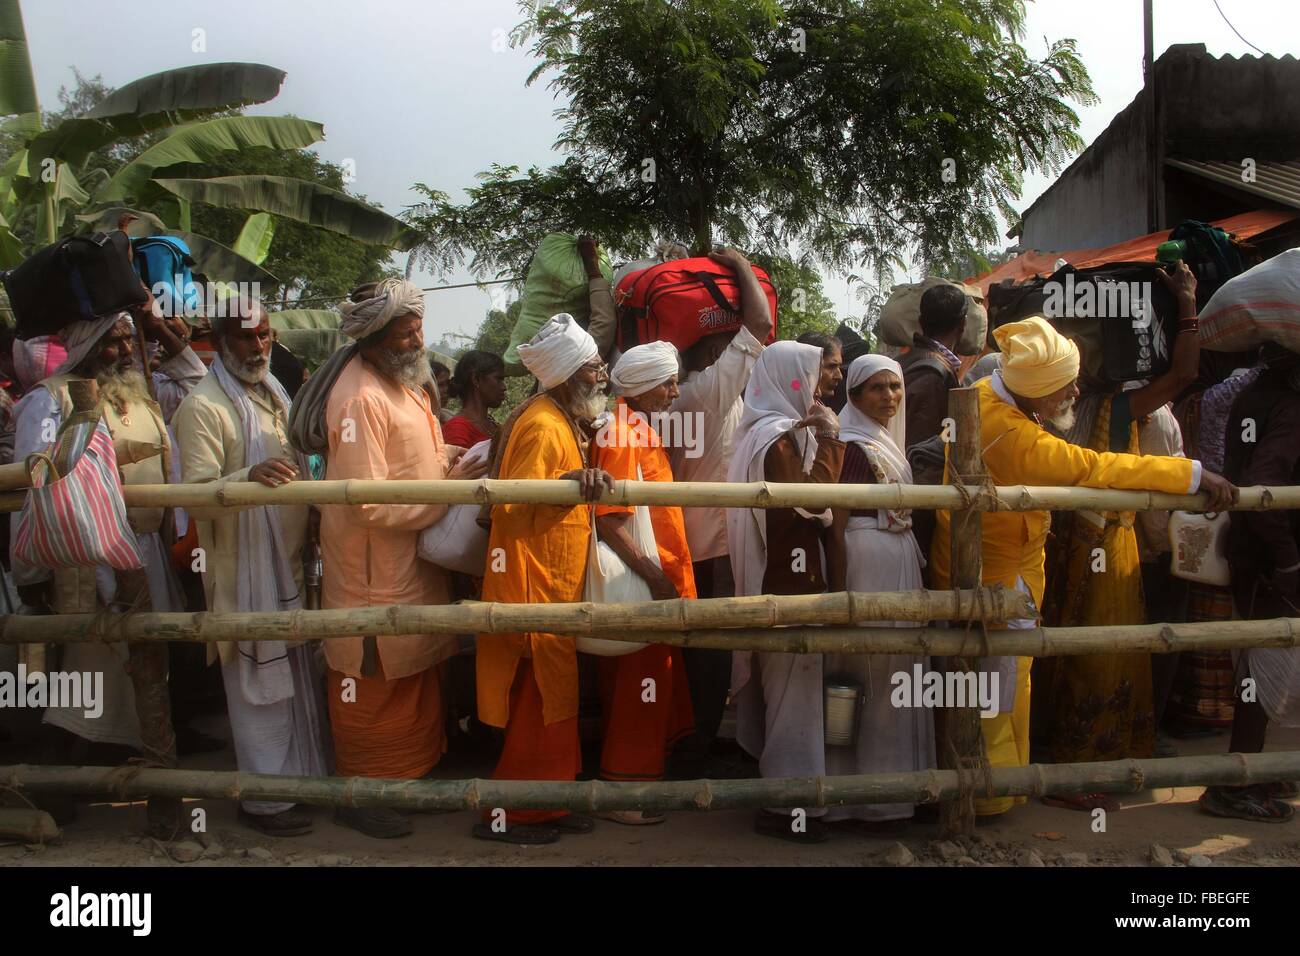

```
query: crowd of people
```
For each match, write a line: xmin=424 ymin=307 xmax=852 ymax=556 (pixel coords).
xmin=4 ymin=240 xmax=1300 ymax=849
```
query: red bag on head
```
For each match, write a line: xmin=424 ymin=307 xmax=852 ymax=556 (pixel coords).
xmin=614 ymin=257 xmax=778 ymax=353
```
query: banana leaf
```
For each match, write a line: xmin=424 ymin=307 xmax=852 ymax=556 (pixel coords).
xmin=34 ymin=163 xmax=90 ymax=245
xmin=166 ymin=230 xmax=280 ymax=287
xmin=75 ymin=206 xmax=169 ymax=237
xmin=1 ymin=110 xmax=39 ymax=136
xmin=86 ymin=62 xmax=285 ymax=120
xmin=0 ymin=0 xmax=38 ymax=117
xmin=98 ymin=115 xmax=324 ymax=203
xmin=233 ymin=212 xmax=274 ymax=265
xmin=150 ymin=174 xmax=419 ymax=248
xmin=268 ymin=309 xmax=350 ymax=371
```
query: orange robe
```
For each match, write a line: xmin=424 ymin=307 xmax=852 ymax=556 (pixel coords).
xmin=593 ymin=399 xmax=695 ymax=780
xmin=477 ymin=395 xmax=590 ymax=824
xmin=321 ymin=354 xmax=454 ymax=779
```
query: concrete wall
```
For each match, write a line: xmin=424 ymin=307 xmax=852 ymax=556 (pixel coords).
xmin=1019 ymin=45 xmax=1300 ymax=253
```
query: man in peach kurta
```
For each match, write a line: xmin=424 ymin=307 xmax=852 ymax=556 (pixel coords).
xmin=316 ymin=278 xmax=481 ymax=839
xmin=591 ymin=342 xmax=695 ymax=824
xmin=475 ymin=314 xmax=614 ymax=845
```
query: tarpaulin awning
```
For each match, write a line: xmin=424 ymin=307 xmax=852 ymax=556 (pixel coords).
xmin=967 ymin=209 xmax=1299 ymax=297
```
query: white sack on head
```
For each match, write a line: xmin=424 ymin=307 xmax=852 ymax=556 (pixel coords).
xmin=517 ymin=312 xmax=598 ymax=389
xmin=338 ymin=278 xmax=426 ymax=341
xmin=55 ymin=312 xmax=129 ymax=375
xmin=1199 ymin=249 xmax=1300 ymax=353
xmin=610 ymin=341 xmax=679 ymax=396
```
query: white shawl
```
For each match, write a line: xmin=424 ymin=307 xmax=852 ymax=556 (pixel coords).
xmin=840 ymin=354 xmax=913 ymax=532
xmin=726 ymin=341 xmax=824 ymax=599
xmin=212 ymin=354 xmax=311 ymax=705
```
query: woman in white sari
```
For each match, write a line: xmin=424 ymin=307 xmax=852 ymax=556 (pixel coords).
xmin=825 ymin=354 xmax=936 ymax=828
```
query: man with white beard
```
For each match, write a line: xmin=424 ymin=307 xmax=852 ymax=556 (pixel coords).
xmin=11 ymin=309 xmax=195 ymax=834
xmin=307 ymin=278 xmax=482 ymax=839
xmin=172 ymin=303 xmax=331 ymax=836
xmin=928 ymin=314 xmax=1238 ymax=819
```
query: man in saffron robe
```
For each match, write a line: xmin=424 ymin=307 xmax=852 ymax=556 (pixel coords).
xmin=474 ymin=314 xmax=615 ymax=845
xmin=317 ymin=279 xmax=483 ymax=839
xmin=591 ymin=341 xmax=695 ymax=823
xmin=930 ymin=316 xmax=1238 ymax=818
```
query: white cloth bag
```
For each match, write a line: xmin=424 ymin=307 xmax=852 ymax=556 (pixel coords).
xmin=577 ymin=466 xmax=656 ymax=657
xmin=417 ymin=440 xmax=492 ymax=575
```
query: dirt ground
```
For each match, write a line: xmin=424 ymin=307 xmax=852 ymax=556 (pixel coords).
xmin=6 ymin=710 xmax=1300 ymax=868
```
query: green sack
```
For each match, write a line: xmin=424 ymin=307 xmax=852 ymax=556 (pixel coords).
xmin=505 ymin=232 xmax=612 ymax=371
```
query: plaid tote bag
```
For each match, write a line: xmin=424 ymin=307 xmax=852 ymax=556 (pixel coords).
xmin=14 ymin=414 xmax=145 ymax=571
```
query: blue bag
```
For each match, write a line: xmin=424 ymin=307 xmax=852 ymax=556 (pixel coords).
xmin=131 ymin=236 xmax=201 ymax=319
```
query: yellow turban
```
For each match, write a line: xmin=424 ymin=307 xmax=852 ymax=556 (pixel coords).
xmin=992 ymin=315 xmax=1079 ymax=398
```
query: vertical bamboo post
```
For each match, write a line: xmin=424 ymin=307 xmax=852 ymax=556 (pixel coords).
xmin=939 ymin=386 xmax=985 ymax=837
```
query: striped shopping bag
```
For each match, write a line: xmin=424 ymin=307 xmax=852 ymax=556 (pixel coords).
xmin=13 ymin=415 xmax=144 ymax=571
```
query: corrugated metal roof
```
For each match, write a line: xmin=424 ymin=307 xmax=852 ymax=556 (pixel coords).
xmin=1166 ymin=158 xmax=1300 ymax=211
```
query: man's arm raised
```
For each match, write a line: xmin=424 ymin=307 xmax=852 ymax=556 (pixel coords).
xmin=708 ymin=247 xmax=773 ymax=343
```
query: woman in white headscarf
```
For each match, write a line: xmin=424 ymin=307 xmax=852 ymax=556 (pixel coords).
xmin=727 ymin=341 xmax=845 ymax=844
xmin=824 ymin=354 xmax=935 ymax=830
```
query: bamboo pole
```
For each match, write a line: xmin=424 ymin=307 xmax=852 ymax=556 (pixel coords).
xmin=0 ymin=588 xmax=1036 ymax=645
xmin=4 ymin=610 xmax=1299 ymax=657
xmin=7 ymin=752 xmax=1300 ymax=812
xmin=0 ymin=477 xmax=1295 ymax=513
xmin=940 ymin=387 xmax=984 ymax=837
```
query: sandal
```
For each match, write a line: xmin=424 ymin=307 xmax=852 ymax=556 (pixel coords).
xmin=471 ymin=822 xmax=560 ymax=845
xmin=548 ymin=814 xmax=596 ymax=834
xmin=1042 ymin=793 xmax=1121 ymax=813
xmin=594 ymin=810 xmax=667 ymax=826
xmin=1266 ymin=780 xmax=1300 ymax=799
xmin=1199 ymin=786 xmax=1295 ymax=824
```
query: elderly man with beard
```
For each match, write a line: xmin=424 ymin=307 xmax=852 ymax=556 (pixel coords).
xmin=929 ymin=315 xmax=1238 ymax=819
xmin=10 ymin=309 xmax=194 ymax=833
xmin=172 ymin=303 xmax=330 ymax=837
xmin=474 ymin=313 xmax=615 ymax=845
xmin=311 ymin=279 xmax=483 ymax=839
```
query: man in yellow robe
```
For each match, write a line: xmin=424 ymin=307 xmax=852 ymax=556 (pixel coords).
xmin=475 ymin=314 xmax=614 ymax=845
xmin=930 ymin=316 xmax=1238 ymax=817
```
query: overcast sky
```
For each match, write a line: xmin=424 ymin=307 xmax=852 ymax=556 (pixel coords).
xmin=20 ymin=0 xmax=1298 ymax=346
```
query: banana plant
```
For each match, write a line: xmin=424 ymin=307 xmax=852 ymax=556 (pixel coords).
xmin=0 ymin=0 xmax=415 ymax=284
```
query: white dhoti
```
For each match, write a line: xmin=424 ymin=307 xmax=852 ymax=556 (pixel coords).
xmin=221 ymin=643 xmax=331 ymax=815
xmin=42 ymin=532 xmax=181 ymax=749
xmin=823 ymin=518 xmax=935 ymax=822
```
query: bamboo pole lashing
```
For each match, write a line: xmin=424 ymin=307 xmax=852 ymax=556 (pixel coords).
xmin=7 ymin=752 xmax=1300 ymax=812
xmin=0 ymin=477 xmax=1297 ymax=512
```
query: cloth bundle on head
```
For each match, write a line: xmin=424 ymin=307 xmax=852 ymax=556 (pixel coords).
xmin=55 ymin=312 xmax=129 ymax=376
xmin=992 ymin=315 xmax=1079 ymax=398
xmin=338 ymin=278 xmax=426 ymax=341
xmin=517 ymin=312 xmax=598 ymax=389
xmin=13 ymin=335 xmax=68 ymax=389
xmin=610 ymin=341 xmax=679 ymax=397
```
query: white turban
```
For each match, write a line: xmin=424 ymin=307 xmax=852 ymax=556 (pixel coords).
xmin=517 ymin=313 xmax=599 ymax=390
xmin=609 ymin=341 xmax=679 ymax=397
xmin=55 ymin=312 xmax=130 ymax=376
xmin=338 ymin=278 xmax=425 ymax=341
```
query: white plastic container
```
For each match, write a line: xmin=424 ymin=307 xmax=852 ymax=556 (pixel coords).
xmin=1168 ymin=511 xmax=1231 ymax=586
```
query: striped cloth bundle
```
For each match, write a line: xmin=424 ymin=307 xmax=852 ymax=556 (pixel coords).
xmin=14 ymin=416 xmax=144 ymax=571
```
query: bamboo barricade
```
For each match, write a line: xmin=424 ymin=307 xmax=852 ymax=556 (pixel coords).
xmin=0 ymin=477 xmax=1297 ymax=512
xmin=940 ymin=387 xmax=985 ymax=835
xmin=7 ymin=751 xmax=1300 ymax=812
xmin=4 ymin=608 xmax=1297 ymax=655
xmin=0 ymin=588 xmax=1035 ymax=644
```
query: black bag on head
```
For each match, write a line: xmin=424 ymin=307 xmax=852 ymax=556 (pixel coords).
xmin=1 ymin=231 xmax=149 ymax=340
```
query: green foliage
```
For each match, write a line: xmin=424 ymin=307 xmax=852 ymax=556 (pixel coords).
xmin=751 ymin=251 xmax=838 ymax=341
xmin=407 ymin=0 xmax=1094 ymax=289
xmin=0 ymin=65 xmax=400 ymax=301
